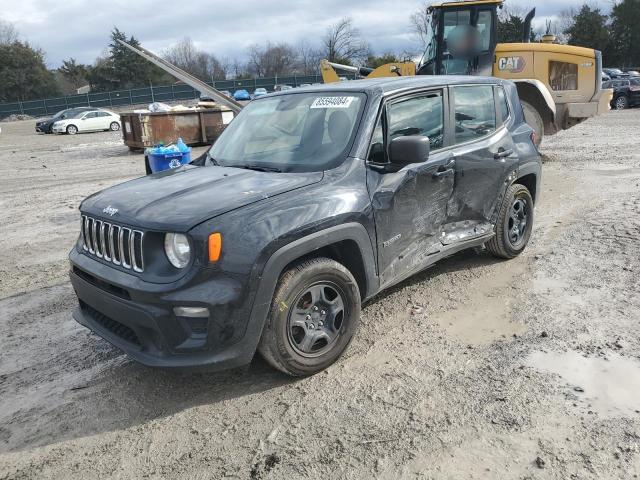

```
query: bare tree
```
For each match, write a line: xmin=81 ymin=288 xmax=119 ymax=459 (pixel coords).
xmin=410 ymin=3 xmax=433 ymax=48
xmin=247 ymin=42 xmax=299 ymax=77
xmin=164 ymin=37 xmax=226 ymax=80
xmin=322 ymin=18 xmax=369 ymax=65
xmin=296 ymin=41 xmax=323 ymax=75
xmin=0 ymin=19 xmax=19 ymax=44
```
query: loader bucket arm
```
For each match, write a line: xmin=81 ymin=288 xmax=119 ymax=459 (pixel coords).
xmin=117 ymin=40 xmax=243 ymax=114
xmin=320 ymin=59 xmax=416 ymax=84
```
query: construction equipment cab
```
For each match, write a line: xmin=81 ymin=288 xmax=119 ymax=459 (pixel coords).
xmin=321 ymin=0 xmax=612 ymax=145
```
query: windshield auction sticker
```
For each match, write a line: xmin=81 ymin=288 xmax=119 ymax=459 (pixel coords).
xmin=310 ymin=96 xmax=355 ymax=109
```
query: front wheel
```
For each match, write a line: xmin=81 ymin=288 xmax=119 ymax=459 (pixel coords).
xmin=486 ymin=183 xmax=534 ymax=259
xmin=258 ymin=257 xmax=360 ymax=376
xmin=66 ymin=124 xmax=78 ymax=135
xmin=110 ymin=121 xmax=120 ymax=131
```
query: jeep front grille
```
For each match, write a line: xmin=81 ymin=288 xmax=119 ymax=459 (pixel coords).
xmin=81 ymin=215 xmax=144 ymax=272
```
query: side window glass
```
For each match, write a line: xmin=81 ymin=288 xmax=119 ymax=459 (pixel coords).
xmin=549 ymin=61 xmax=578 ymax=91
xmin=388 ymin=93 xmax=444 ymax=150
xmin=476 ymin=10 xmax=493 ymax=52
xmin=367 ymin=117 xmax=385 ymax=163
xmin=496 ymin=87 xmax=509 ymax=124
xmin=453 ymin=85 xmax=496 ymax=144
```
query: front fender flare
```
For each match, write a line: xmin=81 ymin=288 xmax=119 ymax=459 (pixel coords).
xmin=242 ymin=222 xmax=378 ymax=356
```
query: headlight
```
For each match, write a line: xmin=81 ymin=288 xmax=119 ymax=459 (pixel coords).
xmin=164 ymin=233 xmax=191 ymax=268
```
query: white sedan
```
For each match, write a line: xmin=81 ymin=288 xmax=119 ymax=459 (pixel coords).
xmin=51 ymin=109 xmax=121 ymax=135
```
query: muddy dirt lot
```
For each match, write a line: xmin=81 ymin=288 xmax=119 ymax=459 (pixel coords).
xmin=0 ymin=113 xmax=639 ymax=479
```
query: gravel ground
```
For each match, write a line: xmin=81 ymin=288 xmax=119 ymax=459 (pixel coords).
xmin=0 ymin=112 xmax=639 ymax=479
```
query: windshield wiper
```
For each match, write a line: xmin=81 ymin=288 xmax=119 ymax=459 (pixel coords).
xmin=228 ymin=164 xmax=282 ymax=173
xmin=206 ymin=153 xmax=219 ymax=166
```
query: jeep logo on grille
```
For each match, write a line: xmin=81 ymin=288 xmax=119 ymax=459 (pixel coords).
xmin=102 ymin=205 xmax=119 ymax=216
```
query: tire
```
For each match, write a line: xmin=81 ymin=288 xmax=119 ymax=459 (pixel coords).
xmin=66 ymin=124 xmax=78 ymax=135
xmin=110 ymin=121 xmax=120 ymax=131
xmin=521 ymin=101 xmax=543 ymax=147
xmin=486 ymin=183 xmax=534 ymax=259
xmin=614 ymin=96 xmax=629 ymax=110
xmin=258 ymin=257 xmax=361 ymax=376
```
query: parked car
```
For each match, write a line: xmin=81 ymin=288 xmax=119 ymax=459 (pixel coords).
xmin=603 ymin=68 xmax=629 ymax=79
xmin=35 ymin=107 xmax=94 ymax=134
xmin=253 ymin=88 xmax=268 ymax=98
xmin=219 ymin=90 xmax=232 ymax=99
xmin=603 ymin=78 xmax=640 ymax=110
xmin=233 ymin=89 xmax=251 ymax=101
xmin=273 ymin=84 xmax=293 ymax=92
xmin=51 ymin=109 xmax=121 ymax=135
xmin=601 ymin=72 xmax=611 ymax=82
xmin=625 ymin=70 xmax=640 ymax=77
xmin=69 ymin=76 xmax=541 ymax=376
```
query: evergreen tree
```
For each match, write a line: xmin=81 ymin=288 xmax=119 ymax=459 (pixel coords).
xmin=608 ymin=0 xmax=640 ymax=67
xmin=564 ymin=5 xmax=609 ymax=54
xmin=0 ymin=41 xmax=59 ymax=102
xmin=498 ymin=14 xmax=537 ymax=43
xmin=90 ymin=28 xmax=169 ymax=92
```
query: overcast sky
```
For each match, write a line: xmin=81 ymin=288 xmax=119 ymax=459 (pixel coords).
xmin=3 ymin=0 xmax=611 ymax=68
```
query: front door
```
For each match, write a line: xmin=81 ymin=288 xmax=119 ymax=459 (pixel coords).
xmin=443 ymin=84 xmax=519 ymax=242
xmin=80 ymin=112 xmax=101 ymax=131
xmin=367 ymin=89 xmax=455 ymax=287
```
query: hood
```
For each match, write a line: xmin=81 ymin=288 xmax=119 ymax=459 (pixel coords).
xmin=81 ymin=165 xmax=323 ymax=231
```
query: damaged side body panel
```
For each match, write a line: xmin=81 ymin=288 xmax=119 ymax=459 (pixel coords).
xmin=364 ymin=81 xmax=535 ymax=289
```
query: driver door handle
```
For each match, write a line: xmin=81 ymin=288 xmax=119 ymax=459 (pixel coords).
xmin=494 ymin=149 xmax=514 ymax=159
xmin=432 ymin=158 xmax=456 ymax=178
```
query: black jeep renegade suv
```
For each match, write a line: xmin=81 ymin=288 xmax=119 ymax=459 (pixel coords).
xmin=70 ymin=76 xmax=541 ymax=376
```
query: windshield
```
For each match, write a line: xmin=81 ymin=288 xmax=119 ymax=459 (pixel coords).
xmin=209 ymin=92 xmax=366 ymax=172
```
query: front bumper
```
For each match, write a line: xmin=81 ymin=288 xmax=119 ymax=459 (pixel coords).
xmin=69 ymin=249 xmax=264 ymax=370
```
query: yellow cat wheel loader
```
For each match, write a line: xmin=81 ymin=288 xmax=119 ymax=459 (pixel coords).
xmin=321 ymin=0 xmax=613 ymax=145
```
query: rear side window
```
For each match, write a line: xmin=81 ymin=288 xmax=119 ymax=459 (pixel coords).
xmin=496 ymin=87 xmax=510 ymax=123
xmin=549 ymin=61 xmax=578 ymax=91
xmin=453 ymin=85 xmax=496 ymax=144
xmin=388 ymin=92 xmax=444 ymax=150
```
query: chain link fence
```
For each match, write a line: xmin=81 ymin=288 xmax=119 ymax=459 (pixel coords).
xmin=0 ymin=74 xmax=356 ymax=119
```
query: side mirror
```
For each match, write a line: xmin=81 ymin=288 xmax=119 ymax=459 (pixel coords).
xmin=389 ymin=136 xmax=430 ymax=168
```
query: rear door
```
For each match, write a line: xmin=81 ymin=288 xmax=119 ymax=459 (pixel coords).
xmin=443 ymin=84 xmax=519 ymax=243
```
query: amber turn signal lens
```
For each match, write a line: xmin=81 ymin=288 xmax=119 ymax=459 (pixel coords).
xmin=208 ymin=233 xmax=222 ymax=262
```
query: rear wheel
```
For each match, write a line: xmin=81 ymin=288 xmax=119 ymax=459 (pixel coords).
xmin=66 ymin=124 xmax=78 ymax=135
xmin=521 ymin=101 xmax=543 ymax=147
xmin=486 ymin=183 xmax=534 ymax=259
xmin=614 ymin=96 xmax=629 ymax=110
xmin=258 ymin=257 xmax=360 ymax=376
